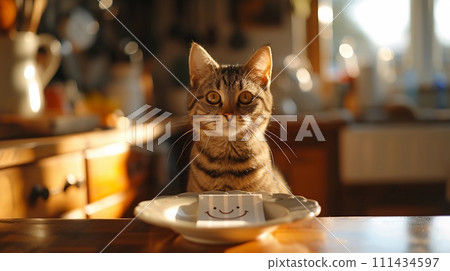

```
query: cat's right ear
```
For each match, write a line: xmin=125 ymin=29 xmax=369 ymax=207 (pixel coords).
xmin=189 ymin=42 xmax=219 ymax=88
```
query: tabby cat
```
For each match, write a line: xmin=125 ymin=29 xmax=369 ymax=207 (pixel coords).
xmin=186 ymin=42 xmax=289 ymax=193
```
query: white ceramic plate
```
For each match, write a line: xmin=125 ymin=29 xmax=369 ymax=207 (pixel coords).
xmin=135 ymin=191 xmax=321 ymax=244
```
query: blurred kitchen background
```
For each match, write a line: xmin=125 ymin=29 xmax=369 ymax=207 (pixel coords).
xmin=0 ymin=0 xmax=449 ymax=218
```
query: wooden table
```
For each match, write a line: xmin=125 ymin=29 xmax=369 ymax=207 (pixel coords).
xmin=1 ymin=216 xmax=449 ymax=253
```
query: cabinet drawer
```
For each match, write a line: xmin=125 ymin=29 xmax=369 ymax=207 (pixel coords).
xmin=85 ymin=143 xmax=130 ymax=202
xmin=0 ymin=152 xmax=87 ymax=218
xmin=0 ymin=167 xmax=24 ymax=218
xmin=85 ymin=191 xmax=132 ymax=218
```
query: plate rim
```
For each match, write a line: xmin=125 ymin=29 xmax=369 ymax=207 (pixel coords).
xmin=135 ymin=191 xmax=321 ymax=231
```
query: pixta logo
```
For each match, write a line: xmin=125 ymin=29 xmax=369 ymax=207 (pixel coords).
xmin=126 ymin=105 xmax=172 ymax=151
xmin=192 ymin=114 xmax=325 ymax=142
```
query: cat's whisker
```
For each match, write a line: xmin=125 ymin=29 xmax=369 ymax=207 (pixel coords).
xmin=267 ymin=122 xmax=288 ymax=132
xmin=265 ymin=121 xmax=298 ymax=157
xmin=181 ymin=132 xmax=193 ymax=150
xmin=265 ymin=130 xmax=298 ymax=158
xmin=261 ymin=137 xmax=275 ymax=167
xmin=200 ymin=135 xmax=211 ymax=153
xmin=267 ymin=122 xmax=283 ymax=128
xmin=244 ymin=127 xmax=275 ymax=167
xmin=176 ymin=135 xmax=194 ymax=165
xmin=171 ymin=116 xmax=190 ymax=122
xmin=265 ymin=132 xmax=291 ymax=164
xmin=247 ymin=120 xmax=269 ymax=141
xmin=167 ymin=128 xmax=194 ymax=161
xmin=270 ymin=115 xmax=288 ymax=134
xmin=169 ymin=123 xmax=192 ymax=128
xmin=168 ymin=117 xmax=190 ymax=126
xmin=168 ymin=120 xmax=217 ymax=161
xmin=267 ymin=143 xmax=275 ymax=166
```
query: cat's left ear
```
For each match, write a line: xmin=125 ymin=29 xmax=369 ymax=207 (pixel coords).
xmin=189 ymin=42 xmax=219 ymax=89
xmin=244 ymin=46 xmax=272 ymax=89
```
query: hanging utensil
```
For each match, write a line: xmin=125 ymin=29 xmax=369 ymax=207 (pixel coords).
xmin=22 ymin=0 xmax=33 ymax=31
xmin=29 ymin=0 xmax=47 ymax=33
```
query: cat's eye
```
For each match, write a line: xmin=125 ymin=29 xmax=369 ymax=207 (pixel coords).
xmin=206 ymin=91 xmax=221 ymax=105
xmin=238 ymin=91 xmax=253 ymax=104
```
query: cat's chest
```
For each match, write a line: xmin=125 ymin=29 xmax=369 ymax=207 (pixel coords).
xmin=211 ymin=139 xmax=254 ymax=155
xmin=194 ymin=138 xmax=268 ymax=163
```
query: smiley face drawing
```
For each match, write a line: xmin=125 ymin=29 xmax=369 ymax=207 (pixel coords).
xmin=205 ymin=205 xmax=249 ymax=220
xmin=197 ymin=194 xmax=265 ymax=226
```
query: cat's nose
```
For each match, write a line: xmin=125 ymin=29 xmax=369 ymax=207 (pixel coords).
xmin=223 ymin=113 xmax=233 ymax=122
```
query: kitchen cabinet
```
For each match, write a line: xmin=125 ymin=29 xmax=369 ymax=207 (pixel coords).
xmin=0 ymin=152 xmax=87 ymax=218
xmin=0 ymin=129 xmax=151 ymax=219
xmin=84 ymin=143 xmax=146 ymax=218
xmin=339 ymin=123 xmax=450 ymax=215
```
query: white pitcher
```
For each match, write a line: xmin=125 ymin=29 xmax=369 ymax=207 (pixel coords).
xmin=0 ymin=32 xmax=61 ymax=117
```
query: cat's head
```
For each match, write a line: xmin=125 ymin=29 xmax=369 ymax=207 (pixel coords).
xmin=188 ymin=42 xmax=273 ymax=140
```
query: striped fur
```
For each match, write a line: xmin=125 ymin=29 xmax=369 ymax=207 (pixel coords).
xmin=186 ymin=42 xmax=289 ymax=193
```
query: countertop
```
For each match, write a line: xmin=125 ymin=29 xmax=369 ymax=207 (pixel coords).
xmin=1 ymin=216 xmax=449 ymax=252
xmin=0 ymin=123 xmax=169 ymax=169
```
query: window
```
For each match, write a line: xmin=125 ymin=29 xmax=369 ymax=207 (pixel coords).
xmin=320 ymin=0 xmax=449 ymax=109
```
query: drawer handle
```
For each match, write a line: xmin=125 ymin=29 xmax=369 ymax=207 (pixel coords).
xmin=29 ymin=174 xmax=85 ymax=204
xmin=29 ymin=185 xmax=50 ymax=204
xmin=63 ymin=174 xmax=84 ymax=191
